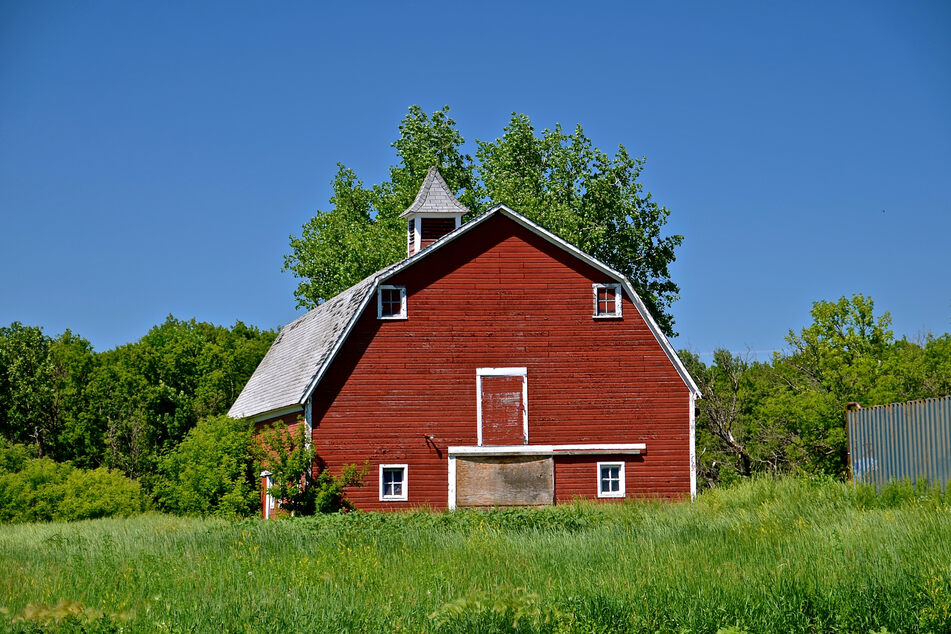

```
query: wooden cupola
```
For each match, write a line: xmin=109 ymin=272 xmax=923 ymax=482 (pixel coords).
xmin=400 ymin=166 xmax=469 ymax=256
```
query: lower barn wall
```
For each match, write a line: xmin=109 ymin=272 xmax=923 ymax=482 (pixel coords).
xmin=553 ymin=454 xmax=688 ymax=502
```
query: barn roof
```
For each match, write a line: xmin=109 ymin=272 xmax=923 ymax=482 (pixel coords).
xmin=398 ymin=166 xmax=470 ymax=218
xmin=230 ymin=203 xmax=700 ymax=420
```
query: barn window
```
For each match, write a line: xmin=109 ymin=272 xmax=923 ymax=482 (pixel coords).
xmin=377 ymin=285 xmax=407 ymax=320
xmin=597 ymin=462 xmax=625 ymax=498
xmin=380 ymin=464 xmax=408 ymax=501
xmin=593 ymin=283 xmax=622 ymax=318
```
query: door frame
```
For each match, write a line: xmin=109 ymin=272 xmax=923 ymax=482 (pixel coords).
xmin=476 ymin=367 xmax=528 ymax=446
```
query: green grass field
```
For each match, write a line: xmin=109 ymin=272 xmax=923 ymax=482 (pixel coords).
xmin=1 ymin=477 xmax=949 ymax=633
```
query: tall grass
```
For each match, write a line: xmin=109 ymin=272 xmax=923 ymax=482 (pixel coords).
xmin=0 ymin=477 xmax=949 ymax=632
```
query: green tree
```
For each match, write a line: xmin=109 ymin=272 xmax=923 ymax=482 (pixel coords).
xmin=154 ymin=415 xmax=258 ymax=518
xmin=86 ymin=317 xmax=275 ymax=482
xmin=48 ymin=330 xmax=100 ymax=467
xmin=284 ymin=106 xmax=478 ymax=309
xmin=284 ymin=106 xmax=683 ymax=335
xmin=0 ymin=323 xmax=56 ymax=453
xmin=688 ymin=294 xmax=951 ymax=487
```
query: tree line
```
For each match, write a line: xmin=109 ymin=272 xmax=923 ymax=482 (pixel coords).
xmin=3 ymin=294 xmax=946 ymax=521
xmin=0 ymin=317 xmax=276 ymax=521
xmin=686 ymin=294 xmax=951 ymax=488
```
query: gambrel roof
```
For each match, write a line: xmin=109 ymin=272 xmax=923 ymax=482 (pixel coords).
xmin=229 ymin=205 xmax=700 ymax=420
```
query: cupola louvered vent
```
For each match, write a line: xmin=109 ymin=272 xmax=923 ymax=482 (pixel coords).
xmin=400 ymin=167 xmax=468 ymax=256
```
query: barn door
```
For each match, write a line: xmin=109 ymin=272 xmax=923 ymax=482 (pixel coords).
xmin=477 ymin=367 xmax=528 ymax=445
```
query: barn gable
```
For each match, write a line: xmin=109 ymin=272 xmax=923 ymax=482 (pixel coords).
xmin=231 ymin=202 xmax=698 ymax=422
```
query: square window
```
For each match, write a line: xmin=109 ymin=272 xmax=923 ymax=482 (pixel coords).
xmin=597 ymin=462 xmax=625 ymax=498
xmin=380 ymin=464 xmax=408 ymax=501
xmin=378 ymin=286 xmax=407 ymax=319
xmin=593 ymin=283 xmax=622 ymax=318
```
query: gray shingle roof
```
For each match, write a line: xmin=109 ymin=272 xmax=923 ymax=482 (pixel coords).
xmin=398 ymin=166 xmax=470 ymax=217
xmin=228 ymin=271 xmax=381 ymax=419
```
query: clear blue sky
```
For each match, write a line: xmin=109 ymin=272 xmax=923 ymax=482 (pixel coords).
xmin=2 ymin=1 xmax=949 ymax=361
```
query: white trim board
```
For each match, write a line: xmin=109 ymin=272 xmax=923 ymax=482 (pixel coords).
xmin=476 ymin=367 xmax=528 ymax=446
xmin=689 ymin=392 xmax=697 ymax=499
xmin=248 ymin=404 xmax=304 ymax=424
xmin=448 ymin=443 xmax=646 ymax=457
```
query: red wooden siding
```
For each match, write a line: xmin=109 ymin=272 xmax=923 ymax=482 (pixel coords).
xmin=480 ymin=374 xmax=526 ymax=445
xmin=552 ymin=455 xmax=673 ymax=503
xmin=302 ymin=213 xmax=690 ymax=511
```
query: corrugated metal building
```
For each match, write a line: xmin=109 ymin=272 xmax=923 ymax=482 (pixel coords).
xmin=847 ymin=395 xmax=951 ymax=488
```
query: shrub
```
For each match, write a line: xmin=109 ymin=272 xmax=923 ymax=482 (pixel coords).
xmin=56 ymin=467 xmax=145 ymax=520
xmin=255 ymin=420 xmax=367 ymax=515
xmin=0 ymin=440 xmax=33 ymax=473
xmin=153 ymin=415 xmax=258 ymax=518
xmin=0 ymin=457 xmax=73 ymax=523
xmin=0 ymin=454 xmax=145 ymax=523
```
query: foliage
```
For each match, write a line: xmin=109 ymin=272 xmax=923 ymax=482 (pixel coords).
xmin=284 ymin=105 xmax=683 ymax=335
xmin=89 ymin=316 xmax=276 ymax=482
xmin=0 ymin=323 xmax=57 ymax=454
xmin=254 ymin=419 xmax=367 ymax=515
xmin=284 ymin=106 xmax=478 ymax=310
xmin=688 ymin=294 xmax=951 ymax=486
xmin=153 ymin=415 xmax=258 ymax=518
xmin=0 ymin=445 xmax=144 ymax=523
xmin=475 ymin=114 xmax=682 ymax=335
xmin=1 ymin=477 xmax=949 ymax=632
xmin=0 ymin=318 xmax=275 ymax=487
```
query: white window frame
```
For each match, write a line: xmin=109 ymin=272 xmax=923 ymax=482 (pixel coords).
xmin=476 ymin=367 xmax=528 ymax=446
xmin=597 ymin=461 xmax=625 ymax=498
xmin=379 ymin=464 xmax=408 ymax=501
xmin=377 ymin=285 xmax=407 ymax=320
xmin=592 ymin=283 xmax=622 ymax=318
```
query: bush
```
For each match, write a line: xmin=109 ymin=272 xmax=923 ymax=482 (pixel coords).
xmin=255 ymin=420 xmax=367 ymax=516
xmin=57 ymin=467 xmax=144 ymax=520
xmin=0 ymin=440 xmax=33 ymax=473
xmin=0 ymin=450 xmax=145 ymax=523
xmin=153 ymin=415 xmax=258 ymax=518
xmin=0 ymin=457 xmax=73 ymax=523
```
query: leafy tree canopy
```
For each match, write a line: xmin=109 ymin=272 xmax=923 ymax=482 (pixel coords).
xmin=0 ymin=317 xmax=276 ymax=483
xmin=284 ymin=106 xmax=683 ymax=335
xmin=685 ymin=294 xmax=951 ymax=487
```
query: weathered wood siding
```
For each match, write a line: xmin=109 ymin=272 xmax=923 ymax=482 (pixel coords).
xmin=480 ymin=375 xmax=526 ymax=445
xmin=306 ymin=214 xmax=690 ymax=510
xmin=456 ymin=456 xmax=553 ymax=507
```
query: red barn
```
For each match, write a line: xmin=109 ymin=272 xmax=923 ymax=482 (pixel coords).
xmin=230 ymin=167 xmax=700 ymax=515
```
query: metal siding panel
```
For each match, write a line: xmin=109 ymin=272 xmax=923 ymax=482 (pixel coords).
xmin=847 ymin=396 xmax=951 ymax=489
